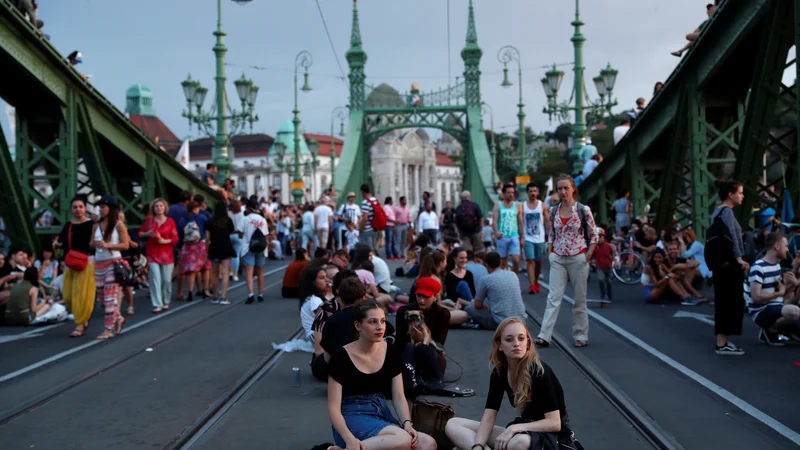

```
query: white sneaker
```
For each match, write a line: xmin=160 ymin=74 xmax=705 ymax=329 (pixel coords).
xmin=219 ymin=299 xmax=231 ymax=305
xmin=233 ymin=275 xmax=239 ymax=281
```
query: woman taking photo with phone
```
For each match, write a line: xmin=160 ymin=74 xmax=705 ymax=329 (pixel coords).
xmin=446 ymin=317 xmax=580 ymax=450
xmin=326 ymin=299 xmax=436 ymax=450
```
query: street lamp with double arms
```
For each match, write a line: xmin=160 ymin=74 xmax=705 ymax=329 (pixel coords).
xmin=292 ymin=50 xmax=314 ymax=205
xmin=330 ymin=106 xmax=348 ymax=188
xmin=180 ymin=0 xmax=259 ymax=184
xmin=541 ymin=0 xmax=618 ymax=173
xmin=497 ymin=45 xmax=526 ymax=177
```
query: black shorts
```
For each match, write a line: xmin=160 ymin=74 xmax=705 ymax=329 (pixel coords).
xmin=753 ymin=304 xmax=783 ymax=330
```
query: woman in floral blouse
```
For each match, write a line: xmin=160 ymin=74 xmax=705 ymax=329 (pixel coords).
xmin=535 ymin=174 xmax=598 ymax=348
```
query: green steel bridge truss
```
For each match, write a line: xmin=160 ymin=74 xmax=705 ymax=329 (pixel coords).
xmin=580 ymin=0 xmax=800 ymax=240
xmin=0 ymin=1 xmax=217 ymax=253
xmin=333 ymin=0 xmax=497 ymax=211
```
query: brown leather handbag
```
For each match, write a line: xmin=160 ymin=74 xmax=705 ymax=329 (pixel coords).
xmin=411 ymin=400 xmax=455 ymax=449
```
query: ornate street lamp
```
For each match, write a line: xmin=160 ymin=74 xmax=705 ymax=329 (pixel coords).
xmin=497 ymin=45 xmax=526 ymax=177
xmin=541 ymin=0 xmax=618 ymax=173
xmin=291 ymin=50 xmax=313 ymax=205
xmin=180 ymin=0 xmax=259 ymax=184
xmin=330 ymin=106 xmax=348 ymax=188
xmin=307 ymin=137 xmax=320 ymax=199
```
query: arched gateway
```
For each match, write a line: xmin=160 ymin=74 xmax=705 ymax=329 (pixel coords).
xmin=333 ymin=0 xmax=497 ymax=211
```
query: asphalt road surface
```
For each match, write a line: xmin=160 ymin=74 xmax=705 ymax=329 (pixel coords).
xmin=0 ymin=258 xmax=798 ymax=449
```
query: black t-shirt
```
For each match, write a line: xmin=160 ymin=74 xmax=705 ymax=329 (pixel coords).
xmin=320 ymin=306 xmax=396 ymax=355
xmin=59 ymin=220 xmax=94 ymax=255
xmin=328 ymin=343 xmax=403 ymax=398
xmin=485 ymin=361 xmax=568 ymax=425
xmin=444 ymin=271 xmax=475 ymax=302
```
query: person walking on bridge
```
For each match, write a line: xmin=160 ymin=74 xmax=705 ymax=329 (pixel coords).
xmin=492 ymin=183 xmax=524 ymax=273
xmin=536 ymin=174 xmax=598 ymax=349
xmin=54 ymin=195 xmax=95 ymax=338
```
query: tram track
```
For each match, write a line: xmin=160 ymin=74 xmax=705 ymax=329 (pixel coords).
xmin=524 ymin=304 xmax=685 ymax=450
xmin=0 ymin=265 xmax=289 ymax=427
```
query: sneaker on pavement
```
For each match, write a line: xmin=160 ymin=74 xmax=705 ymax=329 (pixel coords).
xmin=245 ymin=294 xmax=255 ymax=304
xmin=219 ymin=299 xmax=231 ymax=305
xmin=758 ymin=328 xmax=786 ymax=347
xmin=257 ymin=295 xmax=264 ymax=303
xmin=233 ymin=275 xmax=239 ymax=281
xmin=528 ymin=285 xmax=536 ymax=294
xmin=715 ymin=342 xmax=745 ymax=355
xmin=681 ymin=296 xmax=703 ymax=306
xmin=210 ymin=297 xmax=220 ymax=304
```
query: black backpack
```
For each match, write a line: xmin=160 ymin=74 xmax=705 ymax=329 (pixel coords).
xmin=249 ymin=228 xmax=267 ymax=253
xmin=704 ymin=207 xmax=736 ymax=271
xmin=456 ymin=202 xmax=480 ymax=233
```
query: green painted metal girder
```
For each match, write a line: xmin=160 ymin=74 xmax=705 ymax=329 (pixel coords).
xmin=361 ymin=106 xmax=468 ymax=148
xmin=655 ymin=86 xmax=691 ymax=231
xmin=0 ymin=1 xmax=216 ymax=202
xmin=734 ymin=0 xmax=796 ymax=223
xmin=333 ymin=109 xmax=367 ymax=205
xmin=76 ymin=95 xmax=113 ymax=197
xmin=579 ymin=0 xmax=769 ymax=204
xmin=0 ymin=120 xmax=37 ymax=251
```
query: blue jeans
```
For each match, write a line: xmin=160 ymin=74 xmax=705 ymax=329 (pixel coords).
xmin=148 ymin=262 xmax=174 ymax=308
xmin=243 ymin=251 xmax=266 ymax=268
xmin=332 ymin=395 xmax=400 ymax=447
xmin=384 ymin=226 xmax=397 ymax=258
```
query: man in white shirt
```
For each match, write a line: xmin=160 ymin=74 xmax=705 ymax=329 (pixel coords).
xmin=314 ymin=199 xmax=334 ymax=250
xmin=338 ymin=192 xmax=362 ymax=249
xmin=238 ymin=199 xmax=269 ymax=304
xmin=418 ymin=202 xmax=439 ymax=244
xmin=613 ymin=117 xmax=631 ymax=145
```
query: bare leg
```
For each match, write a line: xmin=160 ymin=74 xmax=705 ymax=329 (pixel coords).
xmin=445 ymin=417 xmax=505 ymax=450
xmin=449 ymin=309 xmax=469 ymax=326
xmin=534 ymin=258 xmax=542 ymax=284
xmin=210 ymin=262 xmax=220 ymax=298
xmin=770 ymin=305 xmax=800 ymax=332
xmin=176 ymin=273 xmax=185 ymax=299
xmin=187 ymin=272 xmax=196 ymax=297
xmin=245 ymin=266 xmax=255 ymax=295
xmin=219 ymin=259 xmax=231 ymax=299
xmin=526 ymin=258 xmax=536 ymax=288
xmin=668 ymin=278 xmax=689 ymax=298
xmin=255 ymin=266 xmax=264 ymax=295
xmin=511 ymin=254 xmax=520 ymax=274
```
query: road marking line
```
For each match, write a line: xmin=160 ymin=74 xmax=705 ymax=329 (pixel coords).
xmin=0 ymin=323 xmax=65 ymax=344
xmin=0 ymin=265 xmax=287 ymax=385
xmin=673 ymin=310 xmax=715 ymax=326
xmin=538 ymin=280 xmax=800 ymax=446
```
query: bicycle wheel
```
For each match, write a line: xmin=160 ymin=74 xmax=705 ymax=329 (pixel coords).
xmin=613 ymin=251 xmax=646 ymax=285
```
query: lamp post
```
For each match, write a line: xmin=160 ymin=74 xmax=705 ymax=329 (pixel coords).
xmin=307 ymin=138 xmax=320 ymax=199
xmin=180 ymin=0 xmax=259 ymax=184
xmin=542 ymin=0 xmax=618 ymax=173
xmin=497 ymin=45 xmax=526 ymax=177
xmin=481 ymin=102 xmax=498 ymax=184
xmin=330 ymin=106 xmax=348 ymax=188
xmin=291 ymin=51 xmax=314 ymax=205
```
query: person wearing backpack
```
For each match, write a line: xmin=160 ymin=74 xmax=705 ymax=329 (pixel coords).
xmin=455 ymin=190 xmax=484 ymax=252
xmin=357 ymin=184 xmax=386 ymax=253
xmin=238 ymin=198 xmax=269 ymax=304
xmin=707 ymin=179 xmax=749 ymax=356
xmin=535 ymin=174 xmax=598 ymax=349
xmin=177 ymin=201 xmax=209 ymax=303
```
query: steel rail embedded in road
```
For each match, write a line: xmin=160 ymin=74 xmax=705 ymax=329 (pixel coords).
xmin=525 ymin=305 xmax=685 ymax=450
xmin=0 ymin=266 xmax=289 ymax=427
xmin=165 ymin=327 xmax=305 ymax=450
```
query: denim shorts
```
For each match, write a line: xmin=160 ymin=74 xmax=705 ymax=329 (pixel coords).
xmin=524 ymin=241 xmax=546 ymax=261
xmin=332 ymin=394 xmax=400 ymax=447
xmin=242 ymin=251 xmax=266 ymax=268
xmin=496 ymin=236 xmax=521 ymax=258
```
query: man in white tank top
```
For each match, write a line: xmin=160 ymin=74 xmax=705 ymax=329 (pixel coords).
xmin=523 ymin=184 xmax=550 ymax=294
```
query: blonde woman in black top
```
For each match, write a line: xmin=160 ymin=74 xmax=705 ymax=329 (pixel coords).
xmin=446 ymin=317 xmax=579 ymax=450
xmin=327 ymin=299 xmax=436 ymax=450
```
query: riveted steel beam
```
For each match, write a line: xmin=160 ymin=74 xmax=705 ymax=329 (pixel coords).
xmin=655 ymin=86 xmax=691 ymax=231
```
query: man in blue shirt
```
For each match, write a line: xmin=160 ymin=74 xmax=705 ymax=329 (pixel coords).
xmin=169 ymin=190 xmax=192 ymax=299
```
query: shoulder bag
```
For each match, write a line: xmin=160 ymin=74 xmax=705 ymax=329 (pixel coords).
xmin=411 ymin=399 xmax=455 ymax=449
xmin=64 ymin=222 xmax=89 ymax=272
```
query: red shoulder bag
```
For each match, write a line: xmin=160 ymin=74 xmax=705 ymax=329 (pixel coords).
xmin=64 ymin=222 xmax=89 ymax=271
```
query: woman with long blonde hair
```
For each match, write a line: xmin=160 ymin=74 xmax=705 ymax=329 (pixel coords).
xmin=140 ymin=198 xmax=179 ymax=313
xmin=445 ymin=317 xmax=578 ymax=450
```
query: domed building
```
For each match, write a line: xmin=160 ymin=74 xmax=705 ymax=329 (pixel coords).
xmin=365 ymin=83 xmax=463 ymax=213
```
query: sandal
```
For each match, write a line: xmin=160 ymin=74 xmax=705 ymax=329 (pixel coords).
xmin=127 ymin=306 xmax=135 ymax=315
xmin=114 ymin=316 xmax=126 ymax=335
xmin=534 ymin=338 xmax=550 ymax=348
xmin=575 ymin=340 xmax=589 ymax=348
xmin=96 ymin=330 xmax=115 ymax=340
xmin=70 ymin=324 xmax=87 ymax=338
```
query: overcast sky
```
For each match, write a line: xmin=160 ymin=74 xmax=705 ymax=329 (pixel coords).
xmin=1 ymin=0 xmax=794 ymax=143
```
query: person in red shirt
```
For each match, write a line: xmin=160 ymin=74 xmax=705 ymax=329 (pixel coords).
xmin=140 ymin=198 xmax=179 ymax=313
xmin=593 ymin=228 xmax=616 ymax=301
xmin=282 ymin=248 xmax=310 ymax=298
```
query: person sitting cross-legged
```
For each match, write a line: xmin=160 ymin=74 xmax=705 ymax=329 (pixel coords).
xmin=747 ymin=232 xmax=800 ymax=346
xmin=465 ymin=251 xmax=528 ymax=330
xmin=396 ymin=277 xmax=450 ymax=385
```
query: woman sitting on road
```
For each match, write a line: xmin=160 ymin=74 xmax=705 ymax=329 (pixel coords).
xmin=444 ymin=248 xmax=476 ymax=309
xmin=299 ymin=265 xmax=330 ymax=341
xmin=641 ymin=248 xmax=695 ymax=304
xmin=446 ymin=317 xmax=580 ymax=450
xmin=5 ymin=267 xmax=51 ymax=326
xmin=326 ymin=299 xmax=436 ymax=450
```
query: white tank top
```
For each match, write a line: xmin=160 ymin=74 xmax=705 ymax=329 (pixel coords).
xmin=94 ymin=224 xmax=122 ymax=261
xmin=523 ymin=200 xmax=545 ymax=244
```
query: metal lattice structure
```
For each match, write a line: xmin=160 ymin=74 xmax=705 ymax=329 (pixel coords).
xmin=334 ymin=0 xmax=497 ymax=211
xmin=0 ymin=1 xmax=217 ymax=253
xmin=580 ymin=0 xmax=799 ymax=239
